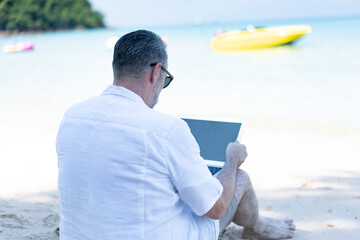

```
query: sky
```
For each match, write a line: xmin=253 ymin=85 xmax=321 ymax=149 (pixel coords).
xmin=89 ymin=0 xmax=360 ymax=28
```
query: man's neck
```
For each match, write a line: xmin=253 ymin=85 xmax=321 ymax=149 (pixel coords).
xmin=114 ymin=80 xmax=152 ymax=107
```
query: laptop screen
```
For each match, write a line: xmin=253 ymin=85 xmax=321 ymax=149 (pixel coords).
xmin=182 ymin=118 xmax=242 ymax=162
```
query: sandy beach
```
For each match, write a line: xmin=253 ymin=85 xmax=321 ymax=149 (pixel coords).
xmin=1 ymin=121 xmax=359 ymax=239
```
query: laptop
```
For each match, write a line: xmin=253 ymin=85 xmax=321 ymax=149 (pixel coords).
xmin=181 ymin=117 xmax=245 ymax=175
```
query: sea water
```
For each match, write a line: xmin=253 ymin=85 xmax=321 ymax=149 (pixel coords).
xmin=1 ymin=16 xmax=360 ymax=141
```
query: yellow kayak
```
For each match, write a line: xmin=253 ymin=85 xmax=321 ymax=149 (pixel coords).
xmin=211 ymin=25 xmax=312 ymax=51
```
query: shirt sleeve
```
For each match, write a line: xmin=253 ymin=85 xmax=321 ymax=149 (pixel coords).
xmin=166 ymin=118 xmax=223 ymax=216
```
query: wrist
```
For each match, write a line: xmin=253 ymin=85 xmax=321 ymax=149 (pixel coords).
xmin=222 ymin=158 xmax=238 ymax=172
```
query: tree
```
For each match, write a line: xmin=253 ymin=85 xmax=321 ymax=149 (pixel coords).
xmin=0 ymin=0 xmax=105 ymax=32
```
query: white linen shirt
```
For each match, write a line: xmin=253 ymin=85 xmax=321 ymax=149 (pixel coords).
xmin=56 ymin=85 xmax=223 ymax=240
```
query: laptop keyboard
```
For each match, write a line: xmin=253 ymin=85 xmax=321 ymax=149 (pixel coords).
xmin=208 ymin=166 xmax=222 ymax=175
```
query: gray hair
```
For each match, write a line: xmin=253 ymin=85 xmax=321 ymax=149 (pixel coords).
xmin=112 ymin=30 xmax=168 ymax=83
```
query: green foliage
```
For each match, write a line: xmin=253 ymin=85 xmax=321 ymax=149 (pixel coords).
xmin=0 ymin=0 xmax=104 ymax=32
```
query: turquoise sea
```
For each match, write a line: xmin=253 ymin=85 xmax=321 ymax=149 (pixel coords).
xmin=1 ymin=16 xmax=360 ymax=140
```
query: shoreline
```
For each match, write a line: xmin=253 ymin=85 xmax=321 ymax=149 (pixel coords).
xmin=0 ymin=26 xmax=107 ymax=37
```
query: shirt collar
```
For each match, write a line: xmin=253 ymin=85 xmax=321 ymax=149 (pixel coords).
xmin=101 ymin=85 xmax=146 ymax=105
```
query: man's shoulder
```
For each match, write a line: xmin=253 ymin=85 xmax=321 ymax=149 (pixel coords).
xmin=61 ymin=95 xmax=187 ymax=140
xmin=62 ymin=96 xmax=101 ymax=118
xmin=142 ymin=109 xmax=187 ymax=139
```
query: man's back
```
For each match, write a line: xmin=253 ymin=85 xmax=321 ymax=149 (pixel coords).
xmin=56 ymin=85 xmax=222 ymax=240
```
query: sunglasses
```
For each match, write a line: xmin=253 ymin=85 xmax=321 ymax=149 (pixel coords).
xmin=150 ymin=63 xmax=174 ymax=88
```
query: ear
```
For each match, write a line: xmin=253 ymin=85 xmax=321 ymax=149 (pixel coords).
xmin=150 ymin=62 xmax=161 ymax=85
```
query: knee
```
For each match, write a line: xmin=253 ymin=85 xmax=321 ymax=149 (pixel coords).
xmin=234 ymin=169 xmax=251 ymax=199
xmin=236 ymin=169 xmax=250 ymax=184
xmin=235 ymin=169 xmax=251 ymax=192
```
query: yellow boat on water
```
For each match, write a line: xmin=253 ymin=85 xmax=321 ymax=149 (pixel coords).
xmin=211 ymin=25 xmax=312 ymax=51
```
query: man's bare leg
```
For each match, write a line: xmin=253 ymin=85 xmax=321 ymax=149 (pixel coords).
xmin=232 ymin=170 xmax=296 ymax=239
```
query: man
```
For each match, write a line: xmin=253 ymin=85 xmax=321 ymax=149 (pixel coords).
xmin=56 ymin=30 xmax=295 ymax=239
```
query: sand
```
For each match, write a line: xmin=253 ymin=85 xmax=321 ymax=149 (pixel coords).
xmin=1 ymin=123 xmax=359 ymax=239
xmin=219 ymin=126 xmax=360 ymax=239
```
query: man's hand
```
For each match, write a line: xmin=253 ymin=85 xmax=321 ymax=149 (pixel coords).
xmin=204 ymin=142 xmax=247 ymax=219
xmin=226 ymin=142 xmax=247 ymax=169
